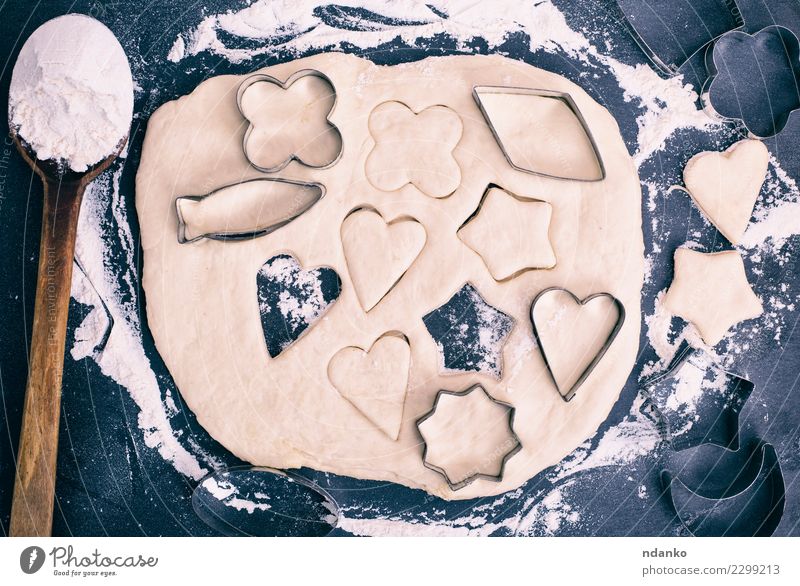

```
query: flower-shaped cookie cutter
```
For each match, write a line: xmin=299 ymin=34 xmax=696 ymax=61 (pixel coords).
xmin=613 ymin=0 xmax=744 ymax=77
xmin=416 ymin=384 xmax=522 ymax=491
xmin=236 ymin=69 xmax=344 ymax=173
xmin=702 ymin=25 xmax=800 ymax=138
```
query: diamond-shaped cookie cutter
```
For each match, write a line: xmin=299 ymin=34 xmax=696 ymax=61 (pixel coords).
xmin=175 ymin=177 xmax=325 ymax=244
xmin=530 ymin=287 xmax=626 ymax=402
xmin=612 ymin=0 xmax=744 ymax=77
xmin=701 ymin=25 xmax=800 ymax=138
xmin=416 ymin=384 xmax=522 ymax=491
xmin=236 ymin=69 xmax=344 ymax=173
xmin=472 ymin=86 xmax=607 ymax=181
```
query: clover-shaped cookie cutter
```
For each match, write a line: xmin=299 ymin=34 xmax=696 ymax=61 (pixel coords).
xmin=175 ymin=177 xmax=325 ymax=244
xmin=416 ymin=384 xmax=522 ymax=491
xmin=236 ymin=69 xmax=343 ymax=173
xmin=702 ymin=25 xmax=800 ymax=138
xmin=530 ymin=287 xmax=626 ymax=402
xmin=661 ymin=441 xmax=785 ymax=536
xmin=472 ymin=86 xmax=606 ymax=181
xmin=613 ymin=0 xmax=744 ymax=77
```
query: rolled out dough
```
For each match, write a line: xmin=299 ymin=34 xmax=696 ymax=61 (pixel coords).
xmin=136 ymin=54 xmax=644 ymax=500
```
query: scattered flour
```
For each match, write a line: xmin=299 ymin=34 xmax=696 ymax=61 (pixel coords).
xmin=59 ymin=0 xmax=799 ymax=535
xmin=71 ymin=166 xmax=206 ymax=481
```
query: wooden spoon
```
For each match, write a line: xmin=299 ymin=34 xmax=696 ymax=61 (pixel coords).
xmin=8 ymin=14 xmax=133 ymax=536
xmin=9 ymin=136 xmax=126 ymax=536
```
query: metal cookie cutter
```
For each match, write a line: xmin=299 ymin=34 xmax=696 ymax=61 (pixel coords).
xmin=416 ymin=384 xmax=522 ymax=491
xmin=612 ymin=0 xmax=744 ymax=77
xmin=175 ymin=177 xmax=325 ymax=244
xmin=530 ymin=287 xmax=626 ymax=402
xmin=236 ymin=69 xmax=344 ymax=173
xmin=661 ymin=440 xmax=785 ymax=536
xmin=640 ymin=341 xmax=754 ymax=451
xmin=473 ymin=86 xmax=606 ymax=181
xmin=192 ymin=466 xmax=340 ymax=537
xmin=702 ymin=25 xmax=800 ymax=138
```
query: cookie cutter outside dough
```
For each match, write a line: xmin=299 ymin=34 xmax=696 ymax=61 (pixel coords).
xmin=529 ymin=287 xmax=626 ymax=402
xmin=192 ymin=466 xmax=340 ymax=537
xmin=175 ymin=177 xmax=326 ymax=244
xmin=661 ymin=441 xmax=785 ymax=536
xmin=472 ymin=86 xmax=607 ymax=182
xmin=416 ymin=384 xmax=522 ymax=491
xmin=701 ymin=25 xmax=800 ymax=138
xmin=236 ymin=69 xmax=344 ymax=173
xmin=640 ymin=340 xmax=754 ymax=451
xmin=612 ymin=0 xmax=744 ymax=77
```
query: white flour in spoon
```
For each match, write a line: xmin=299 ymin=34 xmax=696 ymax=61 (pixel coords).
xmin=8 ymin=14 xmax=133 ymax=172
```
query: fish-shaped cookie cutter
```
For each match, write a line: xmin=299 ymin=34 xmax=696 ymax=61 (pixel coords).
xmin=530 ymin=287 xmax=626 ymax=402
xmin=416 ymin=384 xmax=522 ymax=491
xmin=175 ymin=177 xmax=325 ymax=244
xmin=612 ymin=0 xmax=744 ymax=77
xmin=702 ymin=25 xmax=800 ymax=138
xmin=236 ymin=69 xmax=344 ymax=173
xmin=472 ymin=86 xmax=606 ymax=181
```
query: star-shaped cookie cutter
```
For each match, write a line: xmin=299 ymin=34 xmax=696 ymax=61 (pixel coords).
xmin=640 ymin=341 xmax=754 ymax=451
xmin=416 ymin=384 xmax=522 ymax=491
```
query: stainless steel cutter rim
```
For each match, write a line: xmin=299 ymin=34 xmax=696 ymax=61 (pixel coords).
xmin=236 ymin=68 xmax=344 ymax=173
xmin=416 ymin=383 xmax=522 ymax=492
xmin=192 ymin=465 xmax=340 ymax=536
xmin=700 ymin=24 xmax=800 ymax=139
xmin=175 ymin=176 xmax=326 ymax=244
xmin=640 ymin=342 xmax=753 ymax=451
xmin=472 ymin=85 xmax=607 ymax=182
xmin=612 ymin=0 xmax=745 ymax=77
xmin=660 ymin=441 xmax=785 ymax=536
xmin=529 ymin=286 xmax=626 ymax=402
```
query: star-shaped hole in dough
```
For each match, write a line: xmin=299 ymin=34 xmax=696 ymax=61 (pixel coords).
xmin=365 ymin=100 xmax=462 ymax=198
xmin=423 ymin=283 xmax=515 ymax=379
xmin=417 ymin=384 xmax=521 ymax=491
xmin=237 ymin=70 xmax=343 ymax=172
xmin=459 ymin=186 xmax=556 ymax=281
xmin=663 ymin=248 xmax=763 ymax=346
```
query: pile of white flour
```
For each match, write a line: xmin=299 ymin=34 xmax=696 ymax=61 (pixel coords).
xmin=8 ymin=14 xmax=133 ymax=172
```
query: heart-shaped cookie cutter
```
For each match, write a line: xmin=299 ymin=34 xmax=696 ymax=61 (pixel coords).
xmin=416 ymin=384 xmax=522 ymax=491
xmin=236 ymin=69 xmax=344 ymax=173
xmin=702 ymin=25 xmax=800 ymax=138
xmin=530 ymin=287 xmax=626 ymax=402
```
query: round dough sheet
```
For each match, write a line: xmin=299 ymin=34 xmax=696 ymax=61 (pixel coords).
xmin=136 ymin=53 xmax=644 ymax=499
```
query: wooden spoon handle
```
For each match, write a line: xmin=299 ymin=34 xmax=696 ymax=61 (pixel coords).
xmin=10 ymin=177 xmax=85 ymax=536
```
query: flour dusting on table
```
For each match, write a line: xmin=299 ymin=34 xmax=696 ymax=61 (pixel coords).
xmin=64 ymin=0 xmax=800 ymax=535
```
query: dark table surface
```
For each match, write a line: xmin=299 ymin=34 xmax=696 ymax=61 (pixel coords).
xmin=1 ymin=0 xmax=799 ymax=536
